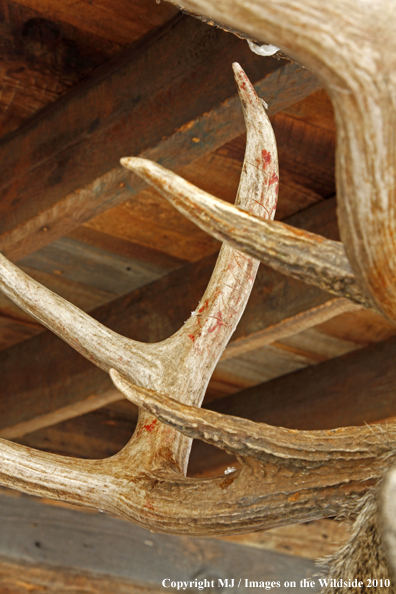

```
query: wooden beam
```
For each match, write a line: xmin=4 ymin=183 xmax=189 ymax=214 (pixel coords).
xmin=208 ymin=335 xmax=396 ymax=431
xmin=0 ymin=14 xmax=321 ymax=262
xmin=0 ymin=0 xmax=122 ymax=137
xmin=0 ymin=558 xmax=165 ymax=594
xmin=0 ymin=490 xmax=319 ymax=593
xmin=0 ymin=198 xmax=357 ymax=439
xmin=219 ymin=519 xmax=350 ymax=560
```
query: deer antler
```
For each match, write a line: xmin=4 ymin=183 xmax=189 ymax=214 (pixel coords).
xmin=1 ymin=28 xmax=396 ymax=539
xmin=164 ymin=0 xmax=396 ymax=326
xmin=120 ymin=157 xmax=374 ymax=310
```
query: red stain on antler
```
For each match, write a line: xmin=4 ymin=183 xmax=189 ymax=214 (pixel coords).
xmin=262 ymin=150 xmax=272 ymax=168
xmin=188 ymin=334 xmax=195 ymax=342
xmin=143 ymin=419 xmax=158 ymax=433
xmin=208 ymin=311 xmax=226 ymax=333
xmin=198 ymin=299 xmax=209 ymax=314
xmin=269 ymin=172 xmax=278 ymax=186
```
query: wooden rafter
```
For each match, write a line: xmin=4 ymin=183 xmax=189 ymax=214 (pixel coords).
xmin=0 ymin=14 xmax=320 ymax=262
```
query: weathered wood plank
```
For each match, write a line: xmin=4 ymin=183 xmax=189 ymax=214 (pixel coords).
xmin=0 ymin=0 xmax=121 ymax=136
xmin=11 ymin=0 xmax=179 ymax=45
xmin=19 ymin=236 xmax=169 ymax=296
xmin=219 ymin=519 xmax=351 ymax=560
xmin=0 ymin=198 xmax=359 ymax=439
xmin=0 ymin=13 xmax=321 ymax=262
xmin=0 ymin=490 xmax=319 ymax=593
xmin=0 ymin=557 xmax=165 ymax=594
xmin=15 ymin=400 xmax=139 ymax=460
xmin=209 ymin=336 xmax=396 ymax=431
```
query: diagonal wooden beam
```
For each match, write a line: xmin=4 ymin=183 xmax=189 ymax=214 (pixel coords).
xmin=208 ymin=335 xmax=396 ymax=430
xmin=0 ymin=14 xmax=321 ymax=262
xmin=0 ymin=198 xmax=359 ymax=439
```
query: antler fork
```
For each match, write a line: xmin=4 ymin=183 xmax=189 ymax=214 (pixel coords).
xmin=0 ymin=62 xmax=395 ymax=536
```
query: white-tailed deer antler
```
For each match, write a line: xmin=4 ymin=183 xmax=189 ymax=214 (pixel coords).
xmin=144 ymin=0 xmax=396 ymax=580
xmin=120 ymin=157 xmax=375 ymax=310
xmin=1 ymin=59 xmax=396 ymax=542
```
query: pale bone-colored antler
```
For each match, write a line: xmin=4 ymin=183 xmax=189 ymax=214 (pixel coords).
xmin=164 ymin=0 xmax=396 ymax=325
xmin=0 ymin=63 xmax=395 ymax=536
xmin=121 ymin=157 xmax=374 ymax=310
xmin=0 ymin=65 xmax=275 ymax=517
xmin=0 ymin=62 xmax=279 ymax=477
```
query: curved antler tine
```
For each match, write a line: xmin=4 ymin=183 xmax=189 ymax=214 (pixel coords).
xmin=121 ymin=62 xmax=278 ymax=407
xmin=110 ymin=369 xmax=396 ymax=463
xmin=119 ymin=158 xmax=374 ymax=310
xmin=0 ymin=254 xmax=157 ymax=383
xmin=120 ymin=63 xmax=279 ymax=473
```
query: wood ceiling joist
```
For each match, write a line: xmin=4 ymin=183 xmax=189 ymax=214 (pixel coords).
xmin=0 ymin=0 xmax=125 ymax=137
xmin=0 ymin=198 xmax=355 ymax=440
xmin=10 ymin=0 xmax=179 ymax=46
xmin=0 ymin=13 xmax=321 ymax=262
xmin=0 ymin=490 xmax=318 ymax=592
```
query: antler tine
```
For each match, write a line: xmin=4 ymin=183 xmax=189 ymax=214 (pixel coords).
xmin=120 ymin=62 xmax=278 ymax=472
xmin=119 ymin=158 xmax=375 ymax=311
xmin=110 ymin=369 xmax=396 ymax=463
xmin=380 ymin=465 xmax=396 ymax=575
xmin=0 ymin=253 xmax=158 ymax=384
xmin=0 ymin=437 xmax=111 ymax=511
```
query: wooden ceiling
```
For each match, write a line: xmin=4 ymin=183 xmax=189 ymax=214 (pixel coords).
xmin=1 ymin=0 xmax=396 ymax=591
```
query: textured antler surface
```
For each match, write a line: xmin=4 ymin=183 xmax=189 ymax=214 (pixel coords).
xmin=1 ymin=2 xmax=396 ymax=545
xmin=380 ymin=466 xmax=396 ymax=576
xmin=121 ymin=157 xmax=374 ymax=310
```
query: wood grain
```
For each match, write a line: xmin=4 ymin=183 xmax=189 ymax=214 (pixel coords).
xmin=209 ymin=336 xmax=396 ymax=431
xmin=0 ymin=0 xmax=121 ymax=136
xmin=219 ymin=519 xmax=351 ymax=560
xmin=11 ymin=0 xmax=179 ymax=45
xmin=0 ymin=12 xmax=321 ymax=262
xmin=0 ymin=557 xmax=166 ymax=594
